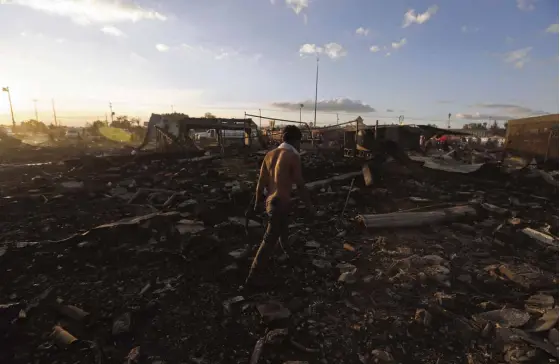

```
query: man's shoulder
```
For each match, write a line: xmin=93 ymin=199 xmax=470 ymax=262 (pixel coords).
xmin=264 ymin=148 xmax=298 ymax=162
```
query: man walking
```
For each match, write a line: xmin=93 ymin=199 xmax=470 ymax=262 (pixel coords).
xmin=244 ymin=125 xmax=315 ymax=289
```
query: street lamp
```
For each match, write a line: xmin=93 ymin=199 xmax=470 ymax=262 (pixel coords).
xmin=2 ymin=87 xmax=16 ymax=130
xmin=299 ymin=104 xmax=304 ymax=123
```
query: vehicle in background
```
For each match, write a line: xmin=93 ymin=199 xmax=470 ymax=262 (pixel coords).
xmin=194 ymin=129 xmax=253 ymax=141
xmin=1 ymin=127 xmax=14 ymax=136
xmin=65 ymin=128 xmax=81 ymax=139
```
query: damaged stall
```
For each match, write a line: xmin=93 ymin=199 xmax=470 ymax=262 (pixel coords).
xmin=138 ymin=113 xmax=267 ymax=154
xmin=504 ymin=114 xmax=559 ymax=168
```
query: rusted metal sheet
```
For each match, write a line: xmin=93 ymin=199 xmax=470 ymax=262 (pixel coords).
xmin=505 ymin=114 xmax=559 ymax=161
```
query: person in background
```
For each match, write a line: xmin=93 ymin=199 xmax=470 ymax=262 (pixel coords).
xmin=244 ymin=125 xmax=315 ymax=290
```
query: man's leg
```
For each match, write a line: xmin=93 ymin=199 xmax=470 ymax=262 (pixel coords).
xmin=245 ymin=209 xmax=282 ymax=286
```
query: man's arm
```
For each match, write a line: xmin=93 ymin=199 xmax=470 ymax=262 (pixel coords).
xmin=292 ymin=156 xmax=314 ymax=211
xmin=254 ymin=159 xmax=268 ymax=208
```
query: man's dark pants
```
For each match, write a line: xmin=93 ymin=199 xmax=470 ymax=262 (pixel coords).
xmin=245 ymin=197 xmax=289 ymax=285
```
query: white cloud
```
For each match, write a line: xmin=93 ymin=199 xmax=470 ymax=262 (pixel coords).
xmin=391 ymin=38 xmax=407 ymax=49
xmin=101 ymin=25 xmax=126 ymax=37
xmin=6 ymin=0 xmax=167 ymax=25
xmin=517 ymin=0 xmax=536 ymax=11
xmin=546 ymin=24 xmax=559 ymax=34
xmin=179 ymin=43 xmax=261 ymax=63
xmin=456 ymin=103 xmax=549 ymax=121
xmin=299 ymin=43 xmax=323 ymax=56
xmin=456 ymin=112 xmax=511 ymax=121
xmin=155 ymin=43 xmax=169 ymax=52
xmin=461 ymin=25 xmax=480 ymax=33
xmin=299 ymin=43 xmax=347 ymax=59
xmin=385 ymin=52 xmax=391 ymax=57
xmin=386 ymin=109 xmax=394 ymax=112
xmin=323 ymin=43 xmax=347 ymax=59
xmin=402 ymin=5 xmax=438 ymax=28
xmin=272 ymin=98 xmax=375 ymax=113
xmin=356 ymin=27 xmax=370 ymax=36
xmin=285 ymin=0 xmax=309 ymax=14
xmin=504 ymin=47 xmax=532 ymax=69
xmin=369 ymin=45 xmax=380 ymax=53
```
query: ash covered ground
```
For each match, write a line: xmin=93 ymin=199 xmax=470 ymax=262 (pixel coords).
xmin=0 ymin=143 xmax=558 ymax=364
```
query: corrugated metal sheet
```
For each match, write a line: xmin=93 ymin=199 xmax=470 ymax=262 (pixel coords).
xmin=505 ymin=114 xmax=559 ymax=161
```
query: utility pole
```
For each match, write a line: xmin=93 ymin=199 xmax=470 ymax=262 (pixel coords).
xmin=109 ymin=102 xmax=114 ymax=124
xmin=32 ymin=99 xmax=38 ymax=121
xmin=51 ymin=99 xmax=58 ymax=126
xmin=313 ymin=56 xmax=319 ymax=127
xmin=2 ymin=87 xmax=16 ymax=130
xmin=171 ymin=104 xmax=174 ymax=113
xmin=448 ymin=113 xmax=451 ymax=129
xmin=336 ymin=113 xmax=339 ymax=125
xmin=299 ymin=104 xmax=303 ymax=123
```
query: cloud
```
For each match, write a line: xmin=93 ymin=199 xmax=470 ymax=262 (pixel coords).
xmin=299 ymin=43 xmax=322 ymax=56
xmin=6 ymin=0 xmax=167 ymax=25
xmin=386 ymin=109 xmax=394 ymax=112
xmin=391 ymin=38 xmax=407 ymax=49
xmin=369 ymin=45 xmax=380 ymax=53
xmin=517 ymin=0 xmax=536 ymax=11
xmin=299 ymin=43 xmax=347 ymax=59
xmin=546 ymin=24 xmax=559 ymax=34
xmin=472 ymin=103 xmax=547 ymax=116
xmin=402 ymin=5 xmax=438 ymax=28
xmin=385 ymin=52 xmax=391 ymax=57
xmin=456 ymin=113 xmax=512 ymax=121
xmin=323 ymin=43 xmax=347 ymax=59
xmin=101 ymin=25 xmax=126 ymax=37
xmin=356 ymin=27 xmax=370 ymax=36
xmin=285 ymin=0 xmax=308 ymax=14
xmin=504 ymin=47 xmax=532 ymax=69
xmin=179 ymin=43 xmax=261 ymax=63
xmin=155 ymin=43 xmax=169 ymax=52
xmin=461 ymin=25 xmax=480 ymax=33
xmin=456 ymin=103 xmax=549 ymax=121
xmin=272 ymin=98 xmax=375 ymax=113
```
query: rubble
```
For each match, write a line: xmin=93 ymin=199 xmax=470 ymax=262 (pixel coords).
xmin=0 ymin=144 xmax=557 ymax=364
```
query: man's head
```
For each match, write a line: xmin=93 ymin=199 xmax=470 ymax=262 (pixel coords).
xmin=282 ymin=125 xmax=302 ymax=150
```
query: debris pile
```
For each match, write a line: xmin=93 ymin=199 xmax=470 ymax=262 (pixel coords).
xmin=0 ymin=148 xmax=557 ymax=364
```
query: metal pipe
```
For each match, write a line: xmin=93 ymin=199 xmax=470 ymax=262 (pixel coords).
xmin=313 ymin=57 xmax=319 ymax=127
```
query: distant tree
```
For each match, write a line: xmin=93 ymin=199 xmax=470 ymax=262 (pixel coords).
xmin=92 ymin=120 xmax=105 ymax=129
xmin=204 ymin=112 xmax=216 ymax=119
xmin=503 ymin=121 xmax=508 ymax=129
xmin=111 ymin=115 xmax=133 ymax=129
xmin=427 ymin=123 xmax=438 ymax=127
xmin=20 ymin=119 xmax=48 ymax=133
xmin=462 ymin=122 xmax=488 ymax=130
xmin=131 ymin=117 xmax=141 ymax=127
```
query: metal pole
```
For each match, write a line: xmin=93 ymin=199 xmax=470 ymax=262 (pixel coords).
xmin=4 ymin=87 xmax=16 ymax=130
xmin=171 ymin=105 xmax=174 ymax=113
xmin=313 ymin=57 xmax=319 ymax=127
xmin=448 ymin=113 xmax=451 ymax=129
xmin=109 ymin=102 xmax=114 ymax=124
xmin=52 ymin=99 xmax=58 ymax=126
xmin=259 ymin=109 xmax=261 ymax=129
xmin=299 ymin=105 xmax=302 ymax=123
xmin=32 ymin=99 xmax=38 ymax=121
xmin=336 ymin=113 xmax=339 ymax=125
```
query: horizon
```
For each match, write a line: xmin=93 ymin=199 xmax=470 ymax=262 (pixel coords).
xmin=0 ymin=0 xmax=558 ymax=128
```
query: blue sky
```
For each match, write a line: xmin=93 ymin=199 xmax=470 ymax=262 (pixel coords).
xmin=0 ymin=0 xmax=558 ymax=127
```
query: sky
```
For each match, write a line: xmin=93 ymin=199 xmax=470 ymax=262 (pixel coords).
xmin=0 ymin=0 xmax=558 ymax=127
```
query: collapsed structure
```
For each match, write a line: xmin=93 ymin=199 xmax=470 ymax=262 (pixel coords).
xmin=137 ymin=113 xmax=267 ymax=153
